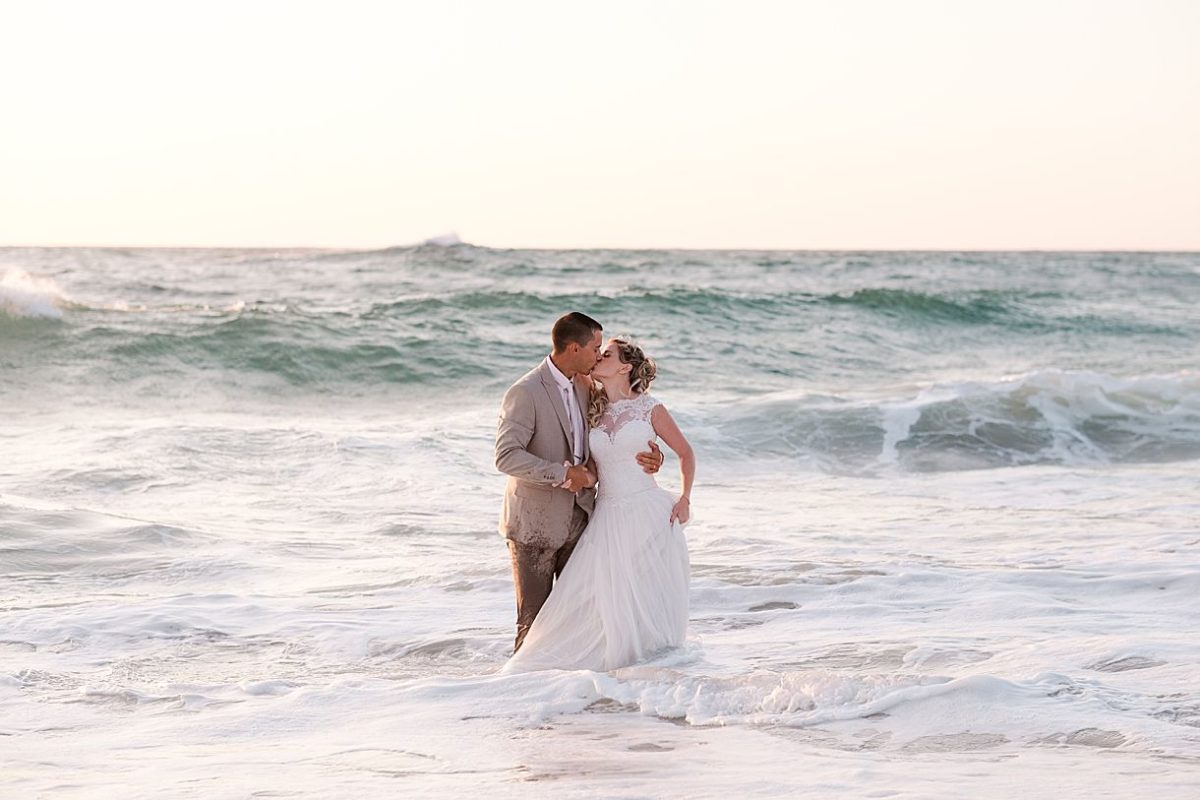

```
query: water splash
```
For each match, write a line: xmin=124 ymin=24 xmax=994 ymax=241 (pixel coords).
xmin=0 ymin=269 xmax=68 ymax=319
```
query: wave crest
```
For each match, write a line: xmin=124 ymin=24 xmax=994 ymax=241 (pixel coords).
xmin=826 ymin=287 xmax=1014 ymax=322
xmin=719 ymin=370 xmax=1200 ymax=472
xmin=0 ymin=269 xmax=69 ymax=320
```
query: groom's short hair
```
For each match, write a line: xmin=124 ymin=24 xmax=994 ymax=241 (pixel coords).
xmin=552 ymin=312 xmax=602 ymax=352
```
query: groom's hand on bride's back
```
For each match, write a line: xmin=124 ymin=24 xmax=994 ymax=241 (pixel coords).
xmin=636 ymin=441 xmax=664 ymax=474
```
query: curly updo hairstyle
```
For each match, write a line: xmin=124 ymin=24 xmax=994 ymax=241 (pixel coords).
xmin=587 ymin=337 xmax=657 ymax=427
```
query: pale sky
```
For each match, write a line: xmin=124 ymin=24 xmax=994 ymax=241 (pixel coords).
xmin=2 ymin=0 xmax=1198 ymax=250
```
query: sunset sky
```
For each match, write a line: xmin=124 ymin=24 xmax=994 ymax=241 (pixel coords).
xmin=2 ymin=0 xmax=1198 ymax=250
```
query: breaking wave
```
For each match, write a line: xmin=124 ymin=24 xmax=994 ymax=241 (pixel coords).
xmin=715 ymin=370 xmax=1200 ymax=472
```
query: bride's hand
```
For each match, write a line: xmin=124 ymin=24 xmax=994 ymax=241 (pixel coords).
xmin=670 ymin=496 xmax=690 ymax=525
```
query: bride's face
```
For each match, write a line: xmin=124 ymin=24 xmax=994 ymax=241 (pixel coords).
xmin=591 ymin=341 xmax=629 ymax=381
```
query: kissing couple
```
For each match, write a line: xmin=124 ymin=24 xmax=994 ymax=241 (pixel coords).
xmin=495 ymin=312 xmax=696 ymax=673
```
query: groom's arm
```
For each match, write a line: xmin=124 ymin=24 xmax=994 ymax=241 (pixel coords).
xmin=495 ymin=384 xmax=570 ymax=485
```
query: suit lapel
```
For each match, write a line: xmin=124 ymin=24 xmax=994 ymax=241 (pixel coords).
xmin=539 ymin=361 xmax=574 ymax=452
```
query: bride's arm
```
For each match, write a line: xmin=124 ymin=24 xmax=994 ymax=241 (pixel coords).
xmin=651 ymin=404 xmax=695 ymax=524
xmin=583 ymin=455 xmax=598 ymax=489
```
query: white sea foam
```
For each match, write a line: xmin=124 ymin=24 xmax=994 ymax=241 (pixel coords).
xmin=5 ymin=448 xmax=1199 ymax=798
xmin=421 ymin=231 xmax=464 ymax=246
xmin=0 ymin=268 xmax=68 ymax=319
xmin=392 ymin=665 xmax=1197 ymax=755
xmin=716 ymin=369 xmax=1200 ymax=471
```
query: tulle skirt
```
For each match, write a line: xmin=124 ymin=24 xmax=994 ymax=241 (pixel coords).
xmin=501 ymin=486 xmax=690 ymax=673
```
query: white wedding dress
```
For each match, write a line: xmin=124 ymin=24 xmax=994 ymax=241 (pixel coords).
xmin=502 ymin=392 xmax=690 ymax=673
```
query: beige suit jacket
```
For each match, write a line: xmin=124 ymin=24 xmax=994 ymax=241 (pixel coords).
xmin=495 ymin=359 xmax=595 ymax=547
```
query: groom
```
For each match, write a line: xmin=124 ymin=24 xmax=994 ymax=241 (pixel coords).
xmin=495 ymin=311 xmax=663 ymax=652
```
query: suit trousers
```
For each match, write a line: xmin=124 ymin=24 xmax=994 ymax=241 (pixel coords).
xmin=507 ymin=504 xmax=590 ymax=652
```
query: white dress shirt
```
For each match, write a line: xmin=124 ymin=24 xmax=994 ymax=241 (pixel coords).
xmin=545 ymin=356 xmax=585 ymax=465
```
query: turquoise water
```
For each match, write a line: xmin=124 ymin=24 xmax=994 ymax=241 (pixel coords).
xmin=4 ymin=247 xmax=1198 ymax=471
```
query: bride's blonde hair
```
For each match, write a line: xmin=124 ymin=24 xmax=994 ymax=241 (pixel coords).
xmin=586 ymin=337 xmax=657 ymax=427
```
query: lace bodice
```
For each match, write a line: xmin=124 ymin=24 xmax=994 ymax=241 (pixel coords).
xmin=590 ymin=393 xmax=661 ymax=500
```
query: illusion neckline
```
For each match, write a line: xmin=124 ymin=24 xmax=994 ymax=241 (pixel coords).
xmin=609 ymin=392 xmax=649 ymax=406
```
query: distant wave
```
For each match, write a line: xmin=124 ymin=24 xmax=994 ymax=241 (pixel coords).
xmin=365 ymin=287 xmax=1009 ymax=318
xmin=6 ymin=276 xmax=1188 ymax=398
xmin=824 ymin=287 xmax=1018 ymax=323
xmin=357 ymin=286 xmax=1181 ymax=337
xmin=327 ymin=234 xmax=479 ymax=259
xmin=0 ymin=282 xmax=1033 ymax=326
xmin=99 ymin=313 xmax=496 ymax=387
xmin=716 ymin=370 xmax=1200 ymax=472
xmin=10 ymin=274 xmax=1180 ymax=342
xmin=420 ymin=232 xmax=463 ymax=247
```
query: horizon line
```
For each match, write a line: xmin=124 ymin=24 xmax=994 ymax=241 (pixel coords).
xmin=2 ymin=242 xmax=1199 ymax=255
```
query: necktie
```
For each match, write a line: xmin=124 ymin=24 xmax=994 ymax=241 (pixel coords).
xmin=563 ymin=386 xmax=581 ymax=464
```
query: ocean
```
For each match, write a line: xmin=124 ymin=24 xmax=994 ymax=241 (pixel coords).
xmin=2 ymin=245 xmax=1198 ymax=798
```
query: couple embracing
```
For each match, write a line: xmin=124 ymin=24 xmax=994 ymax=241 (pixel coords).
xmin=494 ymin=312 xmax=696 ymax=673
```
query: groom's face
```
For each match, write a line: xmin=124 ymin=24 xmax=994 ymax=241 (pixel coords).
xmin=574 ymin=329 xmax=603 ymax=375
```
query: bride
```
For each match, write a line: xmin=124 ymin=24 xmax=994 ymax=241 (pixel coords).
xmin=501 ymin=337 xmax=695 ymax=673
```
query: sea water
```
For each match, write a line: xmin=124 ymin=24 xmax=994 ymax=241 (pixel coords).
xmin=2 ymin=246 xmax=1198 ymax=798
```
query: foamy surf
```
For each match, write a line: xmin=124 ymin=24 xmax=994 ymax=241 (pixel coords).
xmin=712 ymin=368 xmax=1200 ymax=472
xmin=0 ymin=268 xmax=69 ymax=319
xmin=390 ymin=666 xmax=1198 ymax=758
